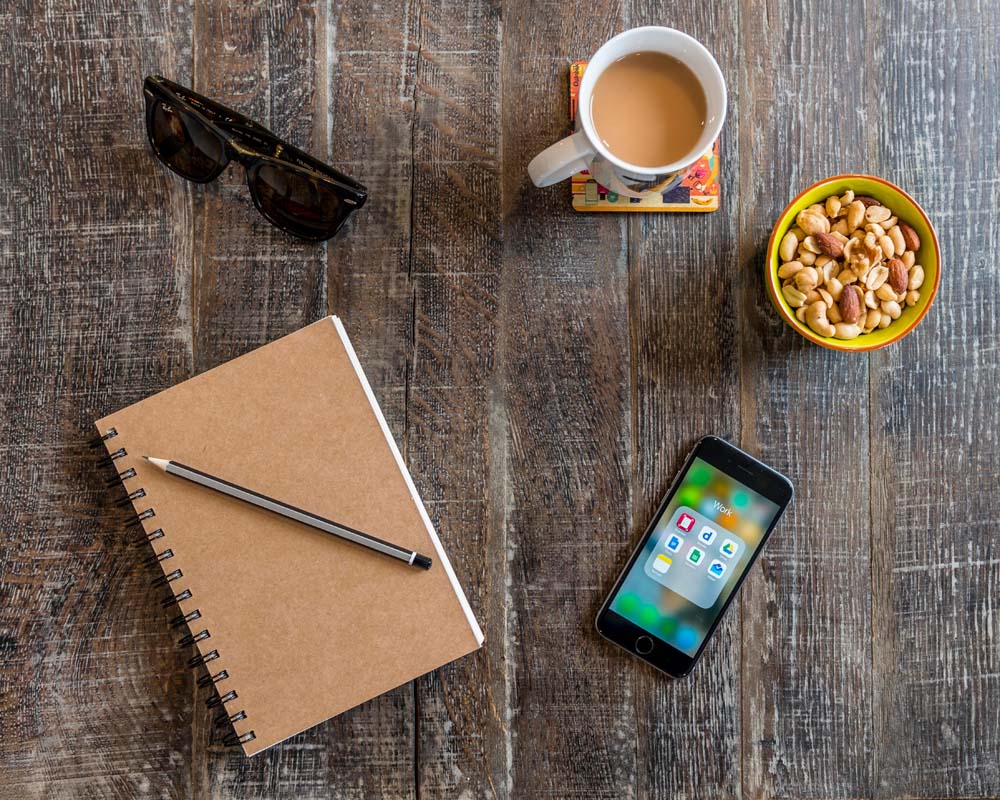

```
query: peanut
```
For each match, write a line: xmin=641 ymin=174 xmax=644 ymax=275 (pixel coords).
xmin=879 ymin=234 xmax=895 ymax=260
xmin=876 ymin=283 xmax=898 ymax=302
xmin=834 ymin=322 xmax=862 ymax=340
xmin=778 ymin=260 xmax=805 ymax=279
xmin=797 ymin=207 xmax=830 ymax=236
xmin=779 ymin=231 xmax=798 ymax=262
xmin=864 ymin=308 xmax=881 ymax=332
xmin=782 ymin=285 xmax=808 ymax=307
xmin=866 ymin=265 xmax=889 ymax=291
xmin=795 ymin=267 xmax=820 ymax=292
xmin=881 ymin=300 xmax=902 ymax=320
xmin=905 ymin=290 xmax=920 ymax=307
xmin=800 ymin=236 xmax=822 ymax=254
xmin=847 ymin=200 xmax=865 ymax=231
xmin=865 ymin=205 xmax=892 ymax=224
xmin=888 ymin=225 xmax=906 ymax=256
xmin=908 ymin=264 xmax=925 ymax=290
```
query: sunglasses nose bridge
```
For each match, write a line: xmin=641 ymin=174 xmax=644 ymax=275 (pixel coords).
xmin=227 ymin=140 xmax=260 ymax=165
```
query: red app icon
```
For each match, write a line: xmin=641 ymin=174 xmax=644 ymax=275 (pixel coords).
xmin=676 ymin=512 xmax=695 ymax=532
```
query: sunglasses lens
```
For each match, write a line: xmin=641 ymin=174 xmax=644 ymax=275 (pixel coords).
xmin=149 ymin=100 xmax=226 ymax=181
xmin=250 ymin=162 xmax=348 ymax=239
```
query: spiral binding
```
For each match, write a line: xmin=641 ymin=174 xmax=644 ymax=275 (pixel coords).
xmin=95 ymin=426 xmax=256 ymax=749
xmin=197 ymin=669 xmax=228 ymax=688
xmin=206 ymin=689 xmax=237 ymax=709
xmin=169 ymin=609 xmax=202 ymax=627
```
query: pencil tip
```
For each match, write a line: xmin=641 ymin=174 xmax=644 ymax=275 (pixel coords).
xmin=413 ymin=553 xmax=433 ymax=570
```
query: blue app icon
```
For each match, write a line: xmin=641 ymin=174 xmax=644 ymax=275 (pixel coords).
xmin=665 ymin=534 xmax=683 ymax=553
xmin=698 ymin=525 xmax=718 ymax=545
xmin=706 ymin=559 xmax=727 ymax=581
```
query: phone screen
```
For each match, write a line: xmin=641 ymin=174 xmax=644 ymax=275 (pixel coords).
xmin=609 ymin=456 xmax=782 ymax=657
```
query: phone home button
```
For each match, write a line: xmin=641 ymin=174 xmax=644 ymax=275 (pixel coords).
xmin=635 ymin=635 xmax=654 ymax=655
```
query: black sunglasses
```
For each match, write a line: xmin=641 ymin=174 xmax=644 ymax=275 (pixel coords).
xmin=143 ymin=75 xmax=367 ymax=241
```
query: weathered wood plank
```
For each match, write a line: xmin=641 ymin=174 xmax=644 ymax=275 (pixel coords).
xmin=398 ymin=0 xmax=505 ymax=796
xmin=323 ymin=0 xmax=422 ymax=797
xmin=190 ymin=0 xmax=328 ymax=362
xmin=186 ymin=2 xmax=335 ymax=797
xmin=624 ymin=4 xmax=744 ymax=798
xmin=500 ymin=2 xmax=636 ymax=798
xmin=737 ymin=2 xmax=874 ymax=797
xmin=0 ymin=2 xmax=194 ymax=799
xmin=869 ymin=0 xmax=1000 ymax=795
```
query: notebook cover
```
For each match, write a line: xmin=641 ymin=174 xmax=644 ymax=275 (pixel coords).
xmin=97 ymin=316 xmax=483 ymax=755
xmin=569 ymin=61 xmax=721 ymax=212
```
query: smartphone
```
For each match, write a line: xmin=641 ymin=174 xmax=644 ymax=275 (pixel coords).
xmin=596 ymin=436 xmax=793 ymax=677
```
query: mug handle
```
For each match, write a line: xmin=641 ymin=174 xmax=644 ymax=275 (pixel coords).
xmin=527 ymin=131 xmax=595 ymax=187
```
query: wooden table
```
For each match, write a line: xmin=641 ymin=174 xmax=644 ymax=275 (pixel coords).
xmin=2 ymin=1 xmax=998 ymax=798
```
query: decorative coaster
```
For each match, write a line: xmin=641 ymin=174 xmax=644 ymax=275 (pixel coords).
xmin=570 ymin=61 xmax=720 ymax=213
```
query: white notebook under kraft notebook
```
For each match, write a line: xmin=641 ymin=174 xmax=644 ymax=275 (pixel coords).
xmin=96 ymin=316 xmax=483 ymax=755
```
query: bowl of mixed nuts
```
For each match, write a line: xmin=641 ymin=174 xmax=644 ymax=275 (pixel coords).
xmin=766 ymin=175 xmax=939 ymax=351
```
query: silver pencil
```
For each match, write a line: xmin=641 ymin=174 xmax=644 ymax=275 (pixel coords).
xmin=144 ymin=456 xmax=432 ymax=569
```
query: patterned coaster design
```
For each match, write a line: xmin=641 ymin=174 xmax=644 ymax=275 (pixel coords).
xmin=569 ymin=61 xmax=720 ymax=213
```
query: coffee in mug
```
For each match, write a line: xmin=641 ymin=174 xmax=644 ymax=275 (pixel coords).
xmin=590 ymin=52 xmax=707 ymax=168
xmin=527 ymin=27 xmax=726 ymax=199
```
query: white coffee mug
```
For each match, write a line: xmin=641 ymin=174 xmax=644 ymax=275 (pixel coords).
xmin=527 ymin=27 xmax=727 ymax=198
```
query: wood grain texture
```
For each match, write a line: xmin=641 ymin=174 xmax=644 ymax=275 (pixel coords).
xmin=0 ymin=2 xmax=195 ymax=799
xmin=400 ymin=0 xmax=506 ymax=797
xmin=737 ymin=2 xmax=874 ymax=798
xmin=187 ymin=2 xmax=340 ymax=798
xmin=500 ymin=2 xmax=637 ymax=798
xmin=324 ymin=0 xmax=424 ymax=798
xmin=868 ymin=0 xmax=1000 ymax=796
xmin=624 ymin=3 xmax=744 ymax=799
xmin=2 ymin=0 xmax=1000 ymax=797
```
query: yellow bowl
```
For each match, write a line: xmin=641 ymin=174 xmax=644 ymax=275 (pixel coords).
xmin=765 ymin=175 xmax=940 ymax=351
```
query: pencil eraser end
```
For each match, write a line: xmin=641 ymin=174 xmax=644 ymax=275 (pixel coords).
xmin=413 ymin=553 xmax=433 ymax=570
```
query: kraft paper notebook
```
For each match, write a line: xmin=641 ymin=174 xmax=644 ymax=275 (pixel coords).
xmin=96 ymin=316 xmax=483 ymax=755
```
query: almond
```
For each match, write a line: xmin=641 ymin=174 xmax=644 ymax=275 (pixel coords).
xmin=887 ymin=258 xmax=908 ymax=294
xmin=856 ymin=195 xmax=880 ymax=207
xmin=814 ymin=232 xmax=844 ymax=259
xmin=898 ymin=221 xmax=921 ymax=252
xmin=838 ymin=283 xmax=862 ymax=324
